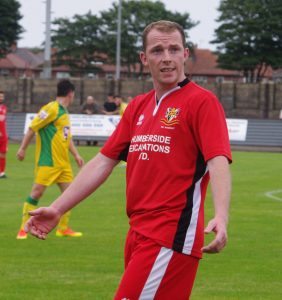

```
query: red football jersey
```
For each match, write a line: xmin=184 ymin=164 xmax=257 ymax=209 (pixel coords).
xmin=101 ymin=80 xmax=232 ymax=258
xmin=0 ymin=103 xmax=7 ymax=140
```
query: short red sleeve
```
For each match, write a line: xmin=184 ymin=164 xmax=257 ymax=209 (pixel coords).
xmin=190 ymin=94 xmax=232 ymax=163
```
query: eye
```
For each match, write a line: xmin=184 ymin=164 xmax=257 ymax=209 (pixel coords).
xmin=152 ymin=48 xmax=162 ymax=54
xmin=170 ymin=47 xmax=179 ymax=54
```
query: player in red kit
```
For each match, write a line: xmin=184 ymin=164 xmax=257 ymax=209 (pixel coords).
xmin=0 ymin=90 xmax=8 ymax=178
xmin=25 ymin=21 xmax=232 ymax=299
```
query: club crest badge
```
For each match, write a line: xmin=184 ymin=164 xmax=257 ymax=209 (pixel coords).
xmin=160 ymin=107 xmax=180 ymax=126
xmin=63 ymin=126 xmax=70 ymax=140
xmin=38 ymin=110 xmax=48 ymax=120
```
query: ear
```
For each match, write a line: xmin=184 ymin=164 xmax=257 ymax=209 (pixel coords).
xmin=184 ymin=48 xmax=189 ymax=60
xmin=140 ymin=51 xmax=148 ymax=66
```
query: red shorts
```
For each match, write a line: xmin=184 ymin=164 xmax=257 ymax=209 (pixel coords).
xmin=0 ymin=138 xmax=8 ymax=153
xmin=114 ymin=229 xmax=199 ymax=300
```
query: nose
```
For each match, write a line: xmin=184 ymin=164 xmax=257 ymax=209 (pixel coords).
xmin=162 ymin=50 xmax=171 ymax=62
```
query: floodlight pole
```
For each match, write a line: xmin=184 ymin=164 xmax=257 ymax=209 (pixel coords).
xmin=115 ymin=0 xmax=122 ymax=81
xmin=43 ymin=0 xmax=52 ymax=79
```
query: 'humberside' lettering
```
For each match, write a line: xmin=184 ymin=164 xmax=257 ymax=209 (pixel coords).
xmin=131 ymin=135 xmax=171 ymax=144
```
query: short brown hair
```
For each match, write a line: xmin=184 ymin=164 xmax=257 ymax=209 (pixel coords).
xmin=57 ymin=79 xmax=75 ymax=97
xmin=142 ymin=20 xmax=186 ymax=50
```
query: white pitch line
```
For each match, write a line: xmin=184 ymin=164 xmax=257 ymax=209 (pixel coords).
xmin=264 ymin=189 xmax=282 ymax=202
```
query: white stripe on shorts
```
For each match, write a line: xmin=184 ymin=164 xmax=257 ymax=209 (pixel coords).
xmin=139 ymin=247 xmax=173 ymax=300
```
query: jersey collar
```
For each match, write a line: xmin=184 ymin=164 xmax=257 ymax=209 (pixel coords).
xmin=153 ymin=78 xmax=190 ymax=116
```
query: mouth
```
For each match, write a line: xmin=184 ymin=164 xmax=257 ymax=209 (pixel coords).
xmin=160 ymin=67 xmax=175 ymax=73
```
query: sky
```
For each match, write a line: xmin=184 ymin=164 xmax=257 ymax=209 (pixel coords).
xmin=17 ymin=0 xmax=221 ymax=50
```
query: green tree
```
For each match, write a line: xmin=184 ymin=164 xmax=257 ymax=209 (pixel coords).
xmin=212 ymin=0 xmax=282 ymax=82
xmin=0 ymin=0 xmax=23 ymax=58
xmin=99 ymin=0 xmax=197 ymax=77
xmin=52 ymin=12 xmax=104 ymax=76
xmin=52 ymin=0 xmax=197 ymax=77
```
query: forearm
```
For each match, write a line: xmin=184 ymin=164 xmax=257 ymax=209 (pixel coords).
xmin=20 ymin=128 xmax=35 ymax=150
xmin=69 ymin=139 xmax=79 ymax=157
xmin=207 ymin=156 xmax=231 ymax=224
xmin=50 ymin=153 xmax=119 ymax=214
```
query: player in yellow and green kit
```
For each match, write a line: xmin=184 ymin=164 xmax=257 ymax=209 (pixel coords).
xmin=16 ymin=79 xmax=84 ymax=239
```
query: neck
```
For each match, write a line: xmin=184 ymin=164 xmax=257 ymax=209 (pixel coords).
xmin=57 ymin=97 xmax=68 ymax=108
xmin=154 ymin=75 xmax=186 ymax=100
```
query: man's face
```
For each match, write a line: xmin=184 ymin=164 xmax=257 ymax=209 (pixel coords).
xmin=140 ymin=29 xmax=189 ymax=90
xmin=67 ymin=91 xmax=75 ymax=106
xmin=108 ymin=96 xmax=114 ymax=102
xmin=0 ymin=93 xmax=4 ymax=103
xmin=86 ymin=96 xmax=94 ymax=104
xmin=114 ymin=97 xmax=122 ymax=106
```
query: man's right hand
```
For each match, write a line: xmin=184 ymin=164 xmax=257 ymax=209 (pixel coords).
xmin=24 ymin=207 xmax=61 ymax=240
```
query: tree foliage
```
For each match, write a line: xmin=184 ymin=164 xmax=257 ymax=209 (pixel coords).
xmin=99 ymin=0 xmax=197 ymax=77
xmin=51 ymin=0 xmax=197 ymax=77
xmin=212 ymin=0 xmax=282 ymax=82
xmin=52 ymin=12 xmax=104 ymax=74
xmin=0 ymin=0 xmax=23 ymax=58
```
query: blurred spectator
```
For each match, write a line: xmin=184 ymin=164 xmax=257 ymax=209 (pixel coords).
xmin=102 ymin=94 xmax=117 ymax=114
xmin=103 ymin=95 xmax=128 ymax=116
xmin=81 ymin=95 xmax=100 ymax=146
xmin=81 ymin=96 xmax=101 ymax=115
xmin=115 ymin=95 xmax=128 ymax=116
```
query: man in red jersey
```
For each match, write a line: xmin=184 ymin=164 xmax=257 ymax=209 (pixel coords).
xmin=25 ymin=21 xmax=232 ymax=299
xmin=0 ymin=90 xmax=8 ymax=178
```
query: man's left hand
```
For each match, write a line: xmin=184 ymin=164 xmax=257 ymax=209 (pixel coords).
xmin=201 ymin=217 xmax=228 ymax=254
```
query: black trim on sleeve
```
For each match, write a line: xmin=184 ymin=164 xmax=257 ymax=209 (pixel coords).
xmin=172 ymin=151 xmax=206 ymax=253
xmin=118 ymin=144 xmax=130 ymax=162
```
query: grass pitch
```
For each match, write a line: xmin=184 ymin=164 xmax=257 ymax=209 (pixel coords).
xmin=0 ymin=144 xmax=281 ymax=299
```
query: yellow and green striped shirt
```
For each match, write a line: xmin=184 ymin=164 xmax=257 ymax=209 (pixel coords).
xmin=30 ymin=101 xmax=71 ymax=168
